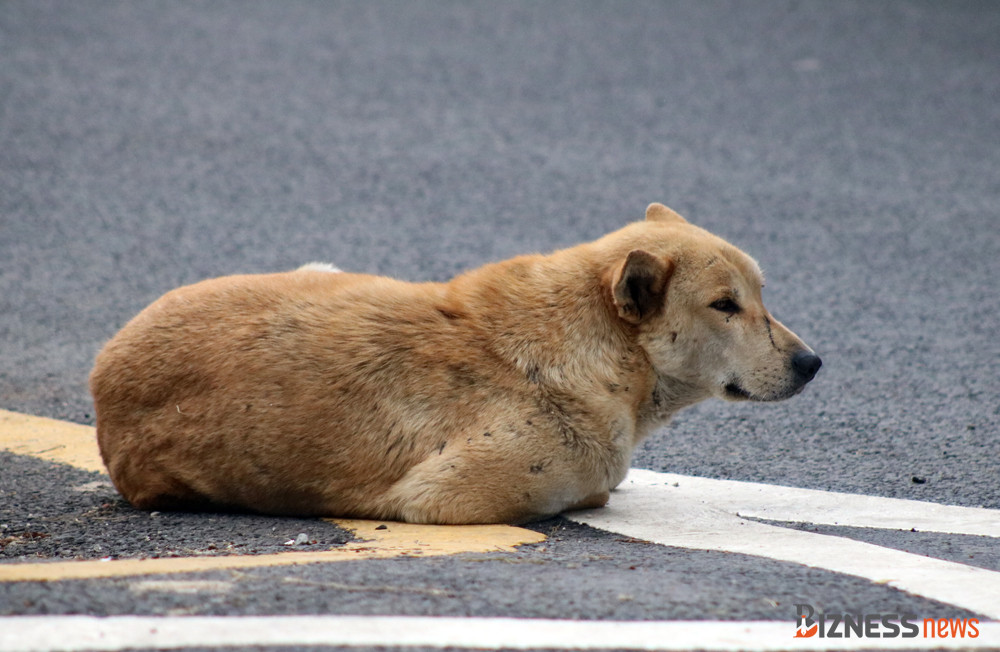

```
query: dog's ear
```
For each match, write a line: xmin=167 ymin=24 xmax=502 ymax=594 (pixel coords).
xmin=611 ymin=250 xmax=674 ymax=324
xmin=646 ymin=202 xmax=688 ymax=224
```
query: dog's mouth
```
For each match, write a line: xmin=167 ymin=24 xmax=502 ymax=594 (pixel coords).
xmin=724 ymin=382 xmax=753 ymax=401
xmin=724 ymin=379 xmax=809 ymax=402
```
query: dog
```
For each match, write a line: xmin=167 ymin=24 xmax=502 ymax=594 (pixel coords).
xmin=91 ymin=203 xmax=821 ymax=524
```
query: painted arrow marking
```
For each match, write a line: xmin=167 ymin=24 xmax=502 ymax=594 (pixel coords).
xmin=568 ymin=468 xmax=1000 ymax=619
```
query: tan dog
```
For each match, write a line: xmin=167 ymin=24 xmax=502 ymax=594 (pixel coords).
xmin=91 ymin=204 xmax=821 ymax=524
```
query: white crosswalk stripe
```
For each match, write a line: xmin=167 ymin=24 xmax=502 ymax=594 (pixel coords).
xmin=568 ymin=469 xmax=1000 ymax=619
xmin=0 ymin=616 xmax=997 ymax=651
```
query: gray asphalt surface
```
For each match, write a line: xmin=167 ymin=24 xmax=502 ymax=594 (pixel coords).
xmin=1 ymin=0 xmax=998 ymax=636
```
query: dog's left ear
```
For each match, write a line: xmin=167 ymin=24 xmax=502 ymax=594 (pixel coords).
xmin=646 ymin=203 xmax=688 ymax=224
xmin=611 ymin=250 xmax=674 ymax=324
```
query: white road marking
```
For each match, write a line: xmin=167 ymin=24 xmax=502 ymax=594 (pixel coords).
xmin=0 ymin=616 xmax=996 ymax=652
xmin=568 ymin=469 xmax=1000 ymax=619
xmin=630 ymin=470 xmax=1000 ymax=536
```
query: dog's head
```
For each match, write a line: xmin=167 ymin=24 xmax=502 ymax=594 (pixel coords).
xmin=608 ymin=203 xmax=821 ymax=404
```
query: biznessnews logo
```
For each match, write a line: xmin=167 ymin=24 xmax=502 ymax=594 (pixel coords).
xmin=794 ymin=604 xmax=980 ymax=639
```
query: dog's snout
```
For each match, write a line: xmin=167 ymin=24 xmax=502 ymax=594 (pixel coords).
xmin=791 ymin=351 xmax=822 ymax=383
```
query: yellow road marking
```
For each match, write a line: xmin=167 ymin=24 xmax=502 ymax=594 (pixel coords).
xmin=0 ymin=519 xmax=543 ymax=582
xmin=0 ymin=410 xmax=546 ymax=581
xmin=0 ymin=409 xmax=106 ymax=473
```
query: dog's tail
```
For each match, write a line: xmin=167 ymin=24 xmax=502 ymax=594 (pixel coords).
xmin=297 ymin=262 xmax=343 ymax=273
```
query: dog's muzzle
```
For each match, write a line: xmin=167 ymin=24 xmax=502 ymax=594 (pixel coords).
xmin=722 ymin=350 xmax=822 ymax=402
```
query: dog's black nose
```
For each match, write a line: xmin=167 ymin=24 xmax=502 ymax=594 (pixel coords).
xmin=791 ymin=351 xmax=822 ymax=382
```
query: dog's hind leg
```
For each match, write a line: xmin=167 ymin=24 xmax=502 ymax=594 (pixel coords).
xmin=565 ymin=490 xmax=610 ymax=512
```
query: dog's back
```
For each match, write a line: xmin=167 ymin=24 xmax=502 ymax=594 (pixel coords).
xmin=91 ymin=260 xmax=639 ymax=523
xmin=95 ymin=270 xmax=468 ymax=513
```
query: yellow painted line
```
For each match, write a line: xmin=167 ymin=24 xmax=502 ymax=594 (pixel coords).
xmin=0 ymin=409 xmax=106 ymax=473
xmin=0 ymin=519 xmax=544 ymax=582
xmin=0 ymin=410 xmax=546 ymax=581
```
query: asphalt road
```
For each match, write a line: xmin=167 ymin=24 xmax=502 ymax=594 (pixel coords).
xmin=1 ymin=0 xmax=998 ymax=644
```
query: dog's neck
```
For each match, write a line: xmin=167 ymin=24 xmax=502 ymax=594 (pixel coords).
xmin=446 ymin=254 xmax=713 ymax=445
xmin=637 ymin=372 xmax=708 ymax=428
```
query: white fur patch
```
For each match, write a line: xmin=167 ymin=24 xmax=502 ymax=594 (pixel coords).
xmin=297 ymin=262 xmax=343 ymax=273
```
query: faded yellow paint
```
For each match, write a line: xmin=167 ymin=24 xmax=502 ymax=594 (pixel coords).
xmin=0 ymin=410 xmax=547 ymax=582
xmin=335 ymin=518 xmax=546 ymax=555
xmin=0 ymin=519 xmax=545 ymax=582
xmin=0 ymin=409 xmax=106 ymax=473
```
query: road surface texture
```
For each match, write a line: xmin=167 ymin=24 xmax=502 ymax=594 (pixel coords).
xmin=1 ymin=1 xmax=998 ymax=649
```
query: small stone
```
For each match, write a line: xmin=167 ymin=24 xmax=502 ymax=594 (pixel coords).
xmin=911 ymin=476 xmax=927 ymax=485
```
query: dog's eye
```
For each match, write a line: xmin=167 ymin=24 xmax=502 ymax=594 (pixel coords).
xmin=709 ymin=298 xmax=741 ymax=314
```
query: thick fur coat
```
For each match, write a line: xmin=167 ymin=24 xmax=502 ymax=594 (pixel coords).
xmin=91 ymin=204 xmax=820 ymax=523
